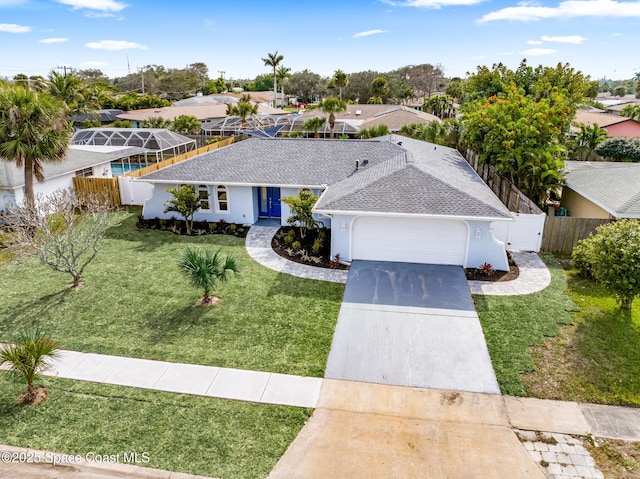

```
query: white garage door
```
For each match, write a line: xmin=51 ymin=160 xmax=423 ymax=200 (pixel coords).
xmin=351 ymin=217 xmax=468 ymax=265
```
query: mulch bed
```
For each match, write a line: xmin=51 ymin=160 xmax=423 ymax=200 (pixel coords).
xmin=464 ymin=254 xmax=519 ymax=282
xmin=271 ymin=227 xmax=349 ymax=270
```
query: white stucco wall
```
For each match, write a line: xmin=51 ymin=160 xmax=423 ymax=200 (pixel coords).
xmin=465 ymin=220 xmax=509 ymax=271
xmin=142 ymin=183 xmax=255 ymax=225
xmin=328 ymin=214 xmax=354 ymax=261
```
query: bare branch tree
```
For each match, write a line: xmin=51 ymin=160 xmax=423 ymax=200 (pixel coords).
xmin=2 ymin=188 xmax=121 ymax=288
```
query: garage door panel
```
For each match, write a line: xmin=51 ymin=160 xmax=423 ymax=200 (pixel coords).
xmin=351 ymin=217 xmax=467 ymax=265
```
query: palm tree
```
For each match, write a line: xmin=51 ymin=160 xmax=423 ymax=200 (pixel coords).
xmin=0 ymin=329 xmax=59 ymax=405
xmin=142 ymin=116 xmax=172 ymax=129
xmin=621 ymin=104 xmax=640 ymax=121
xmin=576 ymin=123 xmax=608 ymax=160
xmin=0 ymin=84 xmax=71 ymax=208
xmin=262 ymin=51 xmax=284 ymax=108
xmin=47 ymin=71 xmax=95 ymax=115
xmin=227 ymin=97 xmax=259 ymax=128
xmin=370 ymin=77 xmax=390 ymax=100
xmin=319 ymin=97 xmax=347 ymax=138
xmin=179 ymin=247 xmax=239 ymax=305
xmin=332 ymin=70 xmax=349 ymax=101
xmin=276 ymin=66 xmax=291 ymax=108
xmin=303 ymin=116 xmax=326 ymax=138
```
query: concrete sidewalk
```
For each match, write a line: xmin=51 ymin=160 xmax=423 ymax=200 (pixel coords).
xmin=42 ymin=349 xmax=322 ymax=408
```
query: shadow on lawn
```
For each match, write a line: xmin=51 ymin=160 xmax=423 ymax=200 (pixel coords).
xmin=0 ymin=288 xmax=72 ymax=333
xmin=143 ymin=303 xmax=218 ymax=342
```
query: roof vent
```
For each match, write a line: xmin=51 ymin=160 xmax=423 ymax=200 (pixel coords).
xmin=397 ymin=141 xmax=403 ymax=146
xmin=362 ymin=159 xmax=369 ymax=166
xmin=355 ymin=110 xmax=362 ymax=116
xmin=355 ymin=160 xmax=359 ymax=170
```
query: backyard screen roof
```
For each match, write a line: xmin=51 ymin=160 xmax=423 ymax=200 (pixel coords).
xmin=71 ymin=128 xmax=196 ymax=159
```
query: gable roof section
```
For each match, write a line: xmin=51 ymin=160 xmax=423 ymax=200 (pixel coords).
xmin=564 ymin=161 xmax=640 ymax=218
xmin=139 ymin=138 xmax=406 ymax=187
xmin=315 ymin=137 xmax=511 ymax=219
xmin=573 ymin=110 xmax=636 ymax=128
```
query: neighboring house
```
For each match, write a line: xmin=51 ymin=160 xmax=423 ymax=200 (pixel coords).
xmin=594 ymin=93 xmax=640 ymax=116
xmin=117 ymin=103 xmax=287 ymax=128
xmin=297 ymin=104 xmax=440 ymax=136
xmin=0 ymin=145 xmax=140 ymax=211
xmin=560 ymin=160 xmax=640 ymax=219
xmin=137 ymin=136 xmax=513 ymax=270
xmin=573 ymin=110 xmax=640 ymax=138
xmin=72 ymin=109 xmax=124 ymax=128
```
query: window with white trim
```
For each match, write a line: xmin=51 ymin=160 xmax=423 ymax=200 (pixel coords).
xmin=197 ymin=185 xmax=210 ymax=211
xmin=75 ymin=167 xmax=93 ymax=178
xmin=216 ymin=185 xmax=229 ymax=213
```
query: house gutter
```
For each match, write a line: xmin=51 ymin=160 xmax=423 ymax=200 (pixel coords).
xmin=134 ymin=178 xmax=329 ymax=190
xmin=312 ymin=208 xmax=513 ymax=223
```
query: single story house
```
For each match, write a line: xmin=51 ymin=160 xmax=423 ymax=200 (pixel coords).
xmin=138 ymin=136 xmax=513 ymax=270
xmin=0 ymin=145 xmax=140 ymax=211
xmin=573 ymin=110 xmax=640 ymax=138
xmin=560 ymin=160 xmax=640 ymax=219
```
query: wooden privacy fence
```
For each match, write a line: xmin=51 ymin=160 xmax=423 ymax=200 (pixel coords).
xmin=123 ymin=137 xmax=234 ymax=179
xmin=464 ymin=151 xmax=543 ymax=215
xmin=541 ymin=216 xmax=612 ymax=255
xmin=72 ymin=177 xmax=121 ymax=206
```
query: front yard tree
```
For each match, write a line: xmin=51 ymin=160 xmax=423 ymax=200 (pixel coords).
xmin=3 ymin=188 xmax=119 ymax=288
xmin=179 ymin=247 xmax=239 ymax=306
xmin=164 ymin=185 xmax=202 ymax=235
xmin=282 ymin=188 xmax=319 ymax=239
xmin=572 ymin=219 xmax=640 ymax=309
xmin=0 ymin=84 xmax=71 ymax=208
xmin=0 ymin=329 xmax=59 ymax=405
xmin=319 ymin=97 xmax=347 ymax=138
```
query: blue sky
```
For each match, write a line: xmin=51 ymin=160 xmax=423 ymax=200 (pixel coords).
xmin=1 ymin=0 xmax=638 ymax=82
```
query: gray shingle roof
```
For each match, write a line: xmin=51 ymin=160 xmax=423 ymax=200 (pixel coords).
xmin=140 ymin=138 xmax=406 ymax=186
xmin=564 ymin=161 xmax=640 ymax=218
xmin=140 ymin=136 xmax=511 ymax=219
xmin=315 ymin=137 xmax=511 ymax=219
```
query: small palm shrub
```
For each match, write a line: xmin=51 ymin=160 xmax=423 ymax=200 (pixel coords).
xmin=179 ymin=247 xmax=239 ymax=306
xmin=0 ymin=329 xmax=59 ymax=405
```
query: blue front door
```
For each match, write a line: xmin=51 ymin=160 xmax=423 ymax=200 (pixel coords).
xmin=258 ymin=187 xmax=281 ymax=218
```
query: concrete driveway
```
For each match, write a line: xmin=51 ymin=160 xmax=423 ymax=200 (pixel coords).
xmin=324 ymin=260 xmax=500 ymax=394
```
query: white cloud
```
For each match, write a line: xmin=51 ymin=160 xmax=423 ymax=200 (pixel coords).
xmin=527 ymin=40 xmax=543 ymax=44
xmin=56 ymin=0 xmax=126 ymax=12
xmin=611 ymin=32 xmax=623 ymax=36
xmin=479 ymin=0 xmax=640 ymax=23
xmin=39 ymin=37 xmax=69 ymax=43
xmin=519 ymin=48 xmax=558 ymax=55
xmin=84 ymin=11 xmax=117 ymax=18
xmin=353 ymin=29 xmax=389 ymax=38
xmin=85 ymin=39 xmax=147 ymax=50
xmin=394 ymin=0 xmax=485 ymax=7
xmin=0 ymin=23 xmax=30 ymax=33
xmin=541 ymin=34 xmax=587 ymax=43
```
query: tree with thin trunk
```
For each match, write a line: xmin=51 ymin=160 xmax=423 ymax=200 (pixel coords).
xmin=227 ymin=96 xmax=259 ymax=128
xmin=575 ymin=123 xmax=608 ymax=160
xmin=47 ymin=71 xmax=95 ymax=115
xmin=262 ymin=51 xmax=284 ymax=108
xmin=303 ymin=116 xmax=326 ymax=138
xmin=164 ymin=185 xmax=202 ymax=235
xmin=1 ymin=329 xmax=59 ymax=405
xmin=332 ymin=70 xmax=349 ymax=101
xmin=276 ymin=66 xmax=291 ymax=107
xmin=318 ymin=97 xmax=347 ymax=138
xmin=3 ymin=189 xmax=121 ymax=288
xmin=179 ymin=247 xmax=239 ymax=306
xmin=0 ymin=84 xmax=71 ymax=208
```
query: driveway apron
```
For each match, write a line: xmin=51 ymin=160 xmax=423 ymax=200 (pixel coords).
xmin=325 ymin=260 xmax=500 ymax=394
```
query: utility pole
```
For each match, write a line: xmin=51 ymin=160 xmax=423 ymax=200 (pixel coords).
xmin=127 ymin=54 xmax=131 ymax=75
xmin=218 ymin=70 xmax=225 ymax=80
xmin=139 ymin=68 xmax=145 ymax=94
xmin=56 ymin=65 xmax=69 ymax=76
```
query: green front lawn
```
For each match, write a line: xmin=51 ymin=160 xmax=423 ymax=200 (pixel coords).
xmin=524 ymin=269 xmax=640 ymax=406
xmin=474 ymin=254 xmax=575 ymax=396
xmin=0 ymin=211 xmax=344 ymax=377
xmin=0 ymin=375 xmax=309 ymax=479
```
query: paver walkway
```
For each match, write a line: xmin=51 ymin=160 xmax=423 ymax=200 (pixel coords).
xmin=245 ymin=226 xmax=348 ymax=283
